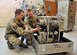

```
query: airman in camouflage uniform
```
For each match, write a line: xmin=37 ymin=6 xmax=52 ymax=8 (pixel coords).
xmin=27 ymin=9 xmax=39 ymax=28
xmin=4 ymin=9 xmax=41 ymax=50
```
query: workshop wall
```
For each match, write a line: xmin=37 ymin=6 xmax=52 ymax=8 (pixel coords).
xmin=0 ymin=0 xmax=23 ymax=27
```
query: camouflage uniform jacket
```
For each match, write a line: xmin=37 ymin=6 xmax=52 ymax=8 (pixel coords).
xmin=5 ymin=19 xmax=33 ymax=40
xmin=27 ymin=16 xmax=39 ymax=28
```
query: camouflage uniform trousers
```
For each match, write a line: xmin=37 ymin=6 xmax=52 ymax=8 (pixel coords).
xmin=6 ymin=34 xmax=33 ymax=46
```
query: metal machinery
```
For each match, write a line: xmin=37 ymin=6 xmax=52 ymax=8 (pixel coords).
xmin=32 ymin=16 xmax=73 ymax=55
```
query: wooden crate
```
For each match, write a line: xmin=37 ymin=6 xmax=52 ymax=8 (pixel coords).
xmin=45 ymin=0 xmax=57 ymax=16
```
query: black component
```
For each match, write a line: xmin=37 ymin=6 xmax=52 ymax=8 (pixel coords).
xmin=60 ymin=31 xmax=63 ymax=41
xmin=40 ymin=25 xmax=47 ymax=32
xmin=49 ymin=23 xmax=59 ymax=32
xmin=26 ymin=38 xmax=32 ymax=45
xmin=49 ymin=34 xmax=52 ymax=38
xmin=52 ymin=18 xmax=57 ymax=20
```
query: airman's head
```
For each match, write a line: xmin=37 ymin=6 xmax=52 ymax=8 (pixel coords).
xmin=15 ymin=9 xmax=25 ymax=21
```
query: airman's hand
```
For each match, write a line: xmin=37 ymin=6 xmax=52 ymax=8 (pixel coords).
xmin=33 ymin=27 xmax=41 ymax=32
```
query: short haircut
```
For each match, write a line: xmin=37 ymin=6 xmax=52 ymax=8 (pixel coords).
xmin=27 ymin=9 xmax=32 ymax=12
xmin=15 ymin=9 xmax=24 ymax=16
